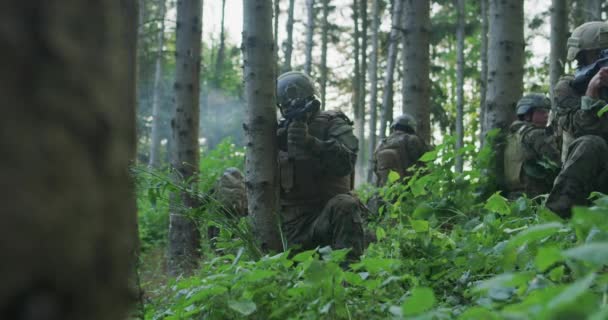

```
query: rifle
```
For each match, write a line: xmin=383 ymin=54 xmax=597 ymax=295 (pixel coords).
xmin=281 ymin=96 xmax=321 ymax=159
xmin=572 ymin=49 xmax=608 ymax=97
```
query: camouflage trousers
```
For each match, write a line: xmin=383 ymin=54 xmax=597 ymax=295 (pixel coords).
xmin=282 ymin=194 xmax=365 ymax=260
xmin=547 ymin=135 xmax=608 ymax=217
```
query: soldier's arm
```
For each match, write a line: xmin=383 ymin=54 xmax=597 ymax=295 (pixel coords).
xmin=555 ymin=76 xmax=608 ymax=137
xmin=313 ymin=117 xmax=358 ymax=176
xmin=521 ymin=127 xmax=561 ymax=164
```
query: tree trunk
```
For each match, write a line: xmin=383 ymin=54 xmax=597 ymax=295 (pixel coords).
xmin=149 ymin=0 xmax=167 ymax=168
xmin=584 ymin=0 xmax=602 ymax=21
xmin=214 ymin=0 xmax=227 ymax=88
xmin=282 ymin=0 xmax=296 ymax=73
xmin=479 ymin=0 xmax=488 ymax=144
xmin=305 ymin=0 xmax=315 ymax=75
xmin=455 ymin=0 xmax=465 ymax=173
xmin=242 ymin=0 xmax=283 ymax=252
xmin=485 ymin=0 xmax=524 ymax=185
xmin=0 ymin=1 xmax=137 ymax=319
xmin=401 ymin=0 xmax=431 ymax=144
xmin=550 ymin=0 xmax=568 ymax=102
xmin=275 ymin=0 xmax=280 ymax=51
xmin=320 ymin=0 xmax=330 ymax=109
xmin=353 ymin=0 xmax=364 ymax=184
xmin=168 ymin=0 xmax=203 ymax=276
xmin=367 ymin=0 xmax=380 ymax=183
xmin=380 ymin=0 xmax=403 ymax=140
xmin=358 ymin=0 xmax=368 ymax=179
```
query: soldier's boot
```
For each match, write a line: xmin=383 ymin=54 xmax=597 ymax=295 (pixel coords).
xmin=314 ymin=194 xmax=365 ymax=264
xmin=546 ymin=135 xmax=608 ymax=218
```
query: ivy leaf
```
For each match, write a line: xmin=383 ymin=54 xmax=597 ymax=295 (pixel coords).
xmin=419 ymin=150 xmax=438 ymax=162
xmin=388 ymin=170 xmax=400 ymax=183
xmin=402 ymin=287 xmax=436 ymax=316
xmin=563 ymin=242 xmax=608 ymax=266
xmin=228 ymin=300 xmax=257 ymax=316
xmin=411 ymin=219 xmax=430 ymax=232
xmin=484 ymin=192 xmax=510 ymax=216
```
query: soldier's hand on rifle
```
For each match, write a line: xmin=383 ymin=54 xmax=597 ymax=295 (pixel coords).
xmin=586 ymin=66 xmax=608 ymax=99
xmin=288 ymin=121 xmax=312 ymax=148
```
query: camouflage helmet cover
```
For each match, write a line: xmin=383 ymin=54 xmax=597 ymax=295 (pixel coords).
xmin=276 ymin=71 xmax=317 ymax=107
xmin=390 ymin=113 xmax=417 ymax=133
xmin=516 ymin=93 xmax=551 ymax=116
xmin=567 ymin=21 xmax=608 ymax=61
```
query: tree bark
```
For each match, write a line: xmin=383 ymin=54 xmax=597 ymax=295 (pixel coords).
xmin=274 ymin=0 xmax=280 ymax=51
xmin=380 ymin=0 xmax=403 ymax=140
xmin=479 ymin=0 xmax=488 ymax=144
xmin=455 ymin=0 xmax=465 ymax=173
xmin=242 ymin=0 xmax=283 ymax=252
xmin=282 ymin=0 xmax=296 ymax=73
xmin=305 ymin=0 xmax=315 ymax=75
xmin=358 ymin=0 xmax=368 ymax=180
xmin=149 ymin=0 xmax=167 ymax=168
xmin=168 ymin=0 xmax=203 ymax=276
xmin=367 ymin=0 xmax=380 ymax=182
xmin=214 ymin=0 xmax=227 ymax=88
xmin=0 ymin=1 xmax=137 ymax=319
xmin=484 ymin=0 xmax=524 ymax=185
xmin=320 ymin=0 xmax=330 ymax=109
xmin=352 ymin=0 xmax=364 ymax=184
xmin=584 ymin=0 xmax=602 ymax=21
xmin=401 ymin=0 xmax=431 ymax=144
xmin=550 ymin=0 xmax=568 ymax=102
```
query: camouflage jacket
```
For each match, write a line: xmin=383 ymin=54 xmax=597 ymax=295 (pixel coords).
xmin=372 ymin=131 xmax=428 ymax=186
xmin=504 ymin=120 xmax=561 ymax=196
xmin=277 ymin=110 xmax=358 ymax=209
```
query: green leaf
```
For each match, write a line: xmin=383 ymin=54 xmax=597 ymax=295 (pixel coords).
xmin=402 ymin=287 xmax=436 ymax=316
xmin=419 ymin=150 xmax=438 ymax=162
xmin=388 ymin=170 xmax=400 ymax=183
xmin=597 ymin=104 xmax=608 ymax=117
xmin=563 ymin=242 xmax=608 ymax=266
xmin=506 ymin=222 xmax=563 ymax=250
xmin=458 ymin=307 xmax=499 ymax=320
xmin=375 ymin=226 xmax=386 ymax=241
xmin=228 ymin=300 xmax=257 ymax=316
xmin=548 ymin=266 xmax=565 ymax=282
xmin=292 ymin=249 xmax=316 ymax=262
xmin=484 ymin=192 xmax=510 ymax=216
xmin=534 ymin=245 xmax=563 ymax=272
xmin=547 ymin=273 xmax=595 ymax=310
xmin=411 ymin=219 xmax=430 ymax=232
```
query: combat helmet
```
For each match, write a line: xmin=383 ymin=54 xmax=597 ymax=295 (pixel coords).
xmin=277 ymin=71 xmax=317 ymax=108
xmin=390 ymin=113 xmax=417 ymax=133
xmin=567 ymin=21 xmax=608 ymax=61
xmin=516 ymin=93 xmax=551 ymax=117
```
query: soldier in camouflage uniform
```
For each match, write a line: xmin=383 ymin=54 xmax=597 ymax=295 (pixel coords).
xmin=504 ymin=94 xmax=561 ymax=199
xmin=547 ymin=21 xmax=608 ymax=217
xmin=372 ymin=113 xmax=429 ymax=186
xmin=276 ymin=71 xmax=365 ymax=260
xmin=208 ymin=167 xmax=248 ymax=243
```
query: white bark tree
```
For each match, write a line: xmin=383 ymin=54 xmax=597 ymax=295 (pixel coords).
xmin=401 ymin=0 xmax=431 ymax=144
xmin=149 ymin=0 xmax=167 ymax=168
xmin=242 ymin=0 xmax=283 ymax=252
xmin=168 ymin=0 xmax=203 ymax=276
xmin=380 ymin=0 xmax=403 ymax=140
xmin=367 ymin=0 xmax=380 ymax=182
xmin=455 ymin=0 xmax=465 ymax=172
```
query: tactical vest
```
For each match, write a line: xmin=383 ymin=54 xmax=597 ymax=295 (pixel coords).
xmin=504 ymin=124 xmax=535 ymax=191
xmin=279 ymin=111 xmax=353 ymax=207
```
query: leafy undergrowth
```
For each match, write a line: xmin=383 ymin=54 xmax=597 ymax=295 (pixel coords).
xmin=140 ymin=135 xmax=608 ymax=319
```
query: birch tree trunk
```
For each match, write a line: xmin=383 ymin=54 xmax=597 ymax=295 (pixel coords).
xmin=214 ymin=0 xmax=227 ymax=88
xmin=479 ymin=0 xmax=488 ymax=143
xmin=320 ymin=0 xmax=330 ymax=109
xmin=401 ymin=0 xmax=431 ymax=144
xmin=550 ymin=0 xmax=568 ymax=101
xmin=367 ymin=0 xmax=380 ymax=182
xmin=168 ymin=0 xmax=203 ymax=276
xmin=484 ymin=0 xmax=524 ymax=185
xmin=242 ymin=0 xmax=283 ymax=252
xmin=282 ymin=0 xmax=296 ymax=73
xmin=305 ymin=0 xmax=315 ymax=75
xmin=0 ymin=1 xmax=137 ymax=318
xmin=149 ymin=0 xmax=167 ymax=168
xmin=455 ymin=0 xmax=465 ymax=173
xmin=380 ymin=0 xmax=403 ymax=140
